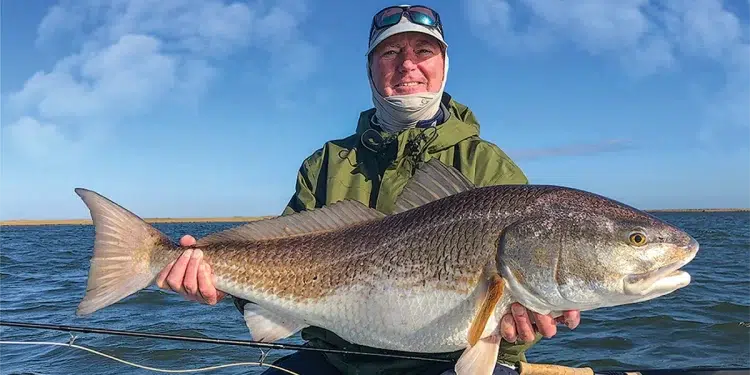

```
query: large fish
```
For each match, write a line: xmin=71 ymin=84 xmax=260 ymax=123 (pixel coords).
xmin=73 ymin=159 xmax=699 ymax=375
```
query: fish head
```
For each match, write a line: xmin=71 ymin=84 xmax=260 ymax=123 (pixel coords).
xmin=497 ymin=187 xmax=699 ymax=312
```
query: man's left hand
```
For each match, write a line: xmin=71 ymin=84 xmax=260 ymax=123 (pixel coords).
xmin=500 ymin=303 xmax=580 ymax=342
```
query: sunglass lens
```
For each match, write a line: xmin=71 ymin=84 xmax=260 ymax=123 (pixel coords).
xmin=376 ymin=8 xmax=404 ymax=27
xmin=409 ymin=6 xmax=437 ymax=26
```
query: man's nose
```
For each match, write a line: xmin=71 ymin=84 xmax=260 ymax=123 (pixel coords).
xmin=397 ymin=51 xmax=418 ymax=72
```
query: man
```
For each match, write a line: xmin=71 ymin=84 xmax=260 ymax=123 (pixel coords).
xmin=155 ymin=5 xmax=580 ymax=374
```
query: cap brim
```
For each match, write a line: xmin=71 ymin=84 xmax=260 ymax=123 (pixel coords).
xmin=366 ymin=20 xmax=447 ymax=55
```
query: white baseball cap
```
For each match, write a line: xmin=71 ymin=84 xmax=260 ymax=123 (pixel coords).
xmin=366 ymin=5 xmax=447 ymax=55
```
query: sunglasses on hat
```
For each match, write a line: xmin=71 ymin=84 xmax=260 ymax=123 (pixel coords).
xmin=369 ymin=5 xmax=444 ymax=39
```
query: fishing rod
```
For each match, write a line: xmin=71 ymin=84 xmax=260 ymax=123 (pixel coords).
xmin=0 ymin=320 xmax=451 ymax=363
xmin=2 ymin=320 xmax=748 ymax=375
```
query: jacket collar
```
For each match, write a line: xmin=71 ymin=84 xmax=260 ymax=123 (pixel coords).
xmin=355 ymin=92 xmax=480 ymax=153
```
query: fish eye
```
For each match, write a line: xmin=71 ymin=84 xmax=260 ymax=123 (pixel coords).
xmin=629 ymin=231 xmax=648 ymax=246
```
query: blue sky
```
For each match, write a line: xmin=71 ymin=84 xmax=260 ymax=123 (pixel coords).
xmin=1 ymin=0 xmax=748 ymax=220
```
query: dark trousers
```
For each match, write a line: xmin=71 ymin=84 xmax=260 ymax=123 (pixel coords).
xmin=260 ymin=350 xmax=520 ymax=375
xmin=260 ymin=351 xmax=339 ymax=374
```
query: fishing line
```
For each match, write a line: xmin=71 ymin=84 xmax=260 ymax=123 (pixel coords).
xmin=4 ymin=322 xmax=750 ymax=375
xmin=0 ymin=320 xmax=452 ymax=363
xmin=0 ymin=339 xmax=299 ymax=374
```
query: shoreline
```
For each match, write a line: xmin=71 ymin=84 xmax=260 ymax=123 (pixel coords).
xmin=1 ymin=209 xmax=748 ymax=226
xmin=0 ymin=216 xmax=272 ymax=227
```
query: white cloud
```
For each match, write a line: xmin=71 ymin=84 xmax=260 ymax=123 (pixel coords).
xmin=465 ymin=0 xmax=749 ymax=146
xmin=11 ymin=35 xmax=178 ymax=122
xmin=5 ymin=0 xmax=320 ymax=161
xmin=3 ymin=117 xmax=77 ymax=161
xmin=35 ymin=3 xmax=86 ymax=48
xmin=663 ymin=0 xmax=745 ymax=61
xmin=465 ymin=0 xmax=678 ymax=76
xmin=465 ymin=0 xmax=747 ymax=71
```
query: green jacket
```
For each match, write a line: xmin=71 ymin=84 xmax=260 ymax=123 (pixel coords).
xmin=245 ymin=93 xmax=540 ymax=374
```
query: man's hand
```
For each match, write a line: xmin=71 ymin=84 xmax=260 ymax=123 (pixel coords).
xmin=500 ymin=303 xmax=580 ymax=342
xmin=155 ymin=235 xmax=226 ymax=305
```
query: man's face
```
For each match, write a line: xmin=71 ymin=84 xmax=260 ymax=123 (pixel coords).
xmin=370 ymin=32 xmax=444 ymax=97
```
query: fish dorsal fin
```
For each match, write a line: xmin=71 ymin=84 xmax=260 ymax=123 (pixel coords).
xmin=195 ymin=200 xmax=385 ymax=245
xmin=392 ymin=159 xmax=476 ymax=214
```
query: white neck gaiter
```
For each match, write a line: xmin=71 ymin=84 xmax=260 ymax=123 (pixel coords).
xmin=368 ymin=52 xmax=449 ymax=134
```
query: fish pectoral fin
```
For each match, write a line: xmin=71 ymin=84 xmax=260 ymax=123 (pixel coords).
xmin=391 ymin=159 xmax=475 ymax=214
xmin=243 ymin=303 xmax=309 ymax=342
xmin=468 ymin=274 xmax=505 ymax=346
xmin=454 ymin=274 xmax=505 ymax=375
xmin=454 ymin=332 xmax=501 ymax=375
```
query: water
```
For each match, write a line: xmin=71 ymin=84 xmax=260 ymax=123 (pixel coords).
xmin=1 ymin=213 xmax=749 ymax=374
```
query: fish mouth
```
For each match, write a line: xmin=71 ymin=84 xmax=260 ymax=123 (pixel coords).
xmin=623 ymin=239 xmax=699 ymax=296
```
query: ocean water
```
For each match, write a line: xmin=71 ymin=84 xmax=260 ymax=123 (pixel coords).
xmin=1 ymin=212 xmax=749 ymax=374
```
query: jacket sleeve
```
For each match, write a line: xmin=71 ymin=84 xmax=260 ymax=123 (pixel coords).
xmin=281 ymin=151 xmax=323 ymax=215
xmin=484 ymin=149 xmax=528 ymax=185
xmin=468 ymin=140 xmax=529 ymax=187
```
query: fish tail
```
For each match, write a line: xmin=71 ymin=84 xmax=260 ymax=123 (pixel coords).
xmin=74 ymin=188 xmax=178 ymax=316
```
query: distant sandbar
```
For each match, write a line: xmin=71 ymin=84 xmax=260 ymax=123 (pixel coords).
xmin=0 ymin=216 xmax=271 ymax=227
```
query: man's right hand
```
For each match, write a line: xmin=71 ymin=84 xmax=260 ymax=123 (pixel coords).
xmin=155 ymin=235 xmax=226 ymax=305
